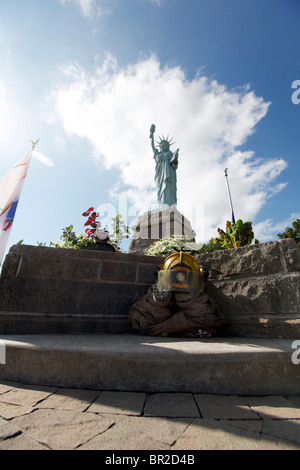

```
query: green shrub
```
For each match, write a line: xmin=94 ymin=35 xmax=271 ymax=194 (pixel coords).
xmin=213 ymin=219 xmax=258 ymax=249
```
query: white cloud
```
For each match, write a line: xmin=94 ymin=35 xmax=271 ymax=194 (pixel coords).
xmin=49 ymin=54 xmax=287 ymax=241
xmin=60 ymin=0 xmax=104 ymax=18
xmin=60 ymin=0 xmax=161 ymax=19
xmin=0 ymin=80 xmax=7 ymax=135
xmin=254 ymin=212 xmax=300 ymax=242
xmin=0 ymin=80 xmax=14 ymax=139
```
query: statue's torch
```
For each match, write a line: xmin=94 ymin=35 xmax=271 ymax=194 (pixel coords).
xmin=150 ymin=124 xmax=155 ymax=138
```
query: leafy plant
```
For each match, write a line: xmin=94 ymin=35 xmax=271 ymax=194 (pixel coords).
xmin=49 ymin=209 xmax=131 ymax=252
xmin=277 ymin=218 xmax=300 ymax=247
xmin=213 ymin=219 xmax=258 ymax=249
xmin=109 ymin=214 xmax=131 ymax=251
xmin=50 ymin=224 xmax=97 ymax=250
xmin=201 ymin=238 xmax=224 ymax=253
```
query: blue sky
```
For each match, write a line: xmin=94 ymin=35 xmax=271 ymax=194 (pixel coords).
xmin=0 ymin=0 xmax=299 ymax=260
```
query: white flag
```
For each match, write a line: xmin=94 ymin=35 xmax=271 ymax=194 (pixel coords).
xmin=0 ymin=151 xmax=32 ymax=266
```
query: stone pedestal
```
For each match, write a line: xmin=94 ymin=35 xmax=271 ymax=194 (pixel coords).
xmin=128 ymin=206 xmax=196 ymax=254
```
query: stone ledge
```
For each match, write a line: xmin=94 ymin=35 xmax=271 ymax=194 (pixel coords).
xmin=0 ymin=312 xmax=132 ymax=334
xmin=220 ymin=314 xmax=300 ymax=338
xmin=0 ymin=244 xmax=164 ymax=282
xmin=207 ymin=272 xmax=300 ymax=316
xmin=0 ymin=278 xmax=150 ymax=318
xmin=1 ymin=312 xmax=299 ymax=338
xmin=196 ymin=239 xmax=300 ymax=280
xmin=0 ymin=334 xmax=299 ymax=395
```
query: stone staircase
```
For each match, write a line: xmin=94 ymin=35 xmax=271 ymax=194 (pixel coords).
xmin=0 ymin=241 xmax=299 ymax=395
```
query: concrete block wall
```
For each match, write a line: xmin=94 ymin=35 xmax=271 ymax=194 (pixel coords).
xmin=0 ymin=239 xmax=299 ymax=338
xmin=0 ymin=245 xmax=163 ymax=334
xmin=196 ymin=239 xmax=300 ymax=338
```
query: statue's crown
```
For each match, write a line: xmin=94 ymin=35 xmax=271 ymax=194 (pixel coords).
xmin=156 ymin=134 xmax=175 ymax=147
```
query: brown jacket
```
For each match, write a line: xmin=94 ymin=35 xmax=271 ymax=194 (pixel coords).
xmin=129 ymin=287 xmax=226 ymax=336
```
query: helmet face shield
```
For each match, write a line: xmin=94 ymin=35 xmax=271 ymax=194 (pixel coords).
xmin=157 ymin=269 xmax=205 ymax=293
xmin=157 ymin=252 xmax=205 ymax=293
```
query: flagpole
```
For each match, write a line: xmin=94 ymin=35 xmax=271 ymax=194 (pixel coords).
xmin=224 ymin=168 xmax=236 ymax=225
xmin=30 ymin=138 xmax=40 ymax=151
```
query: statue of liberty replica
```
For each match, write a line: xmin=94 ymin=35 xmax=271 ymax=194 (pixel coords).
xmin=149 ymin=124 xmax=179 ymax=208
xmin=128 ymin=124 xmax=196 ymax=253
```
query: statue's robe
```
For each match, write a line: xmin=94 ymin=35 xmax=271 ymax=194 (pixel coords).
xmin=154 ymin=149 xmax=178 ymax=207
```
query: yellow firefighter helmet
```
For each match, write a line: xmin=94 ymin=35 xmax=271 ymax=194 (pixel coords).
xmin=157 ymin=252 xmax=205 ymax=293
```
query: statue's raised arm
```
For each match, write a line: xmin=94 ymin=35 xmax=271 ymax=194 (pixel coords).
xmin=149 ymin=124 xmax=157 ymax=154
xmin=149 ymin=124 xmax=179 ymax=208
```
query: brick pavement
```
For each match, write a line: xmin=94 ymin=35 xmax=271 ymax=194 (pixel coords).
xmin=0 ymin=380 xmax=300 ymax=450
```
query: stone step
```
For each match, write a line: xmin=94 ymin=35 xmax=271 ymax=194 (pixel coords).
xmin=0 ymin=311 xmax=132 ymax=334
xmin=0 ymin=311 xmax=299 ymax=339
xmin=0 ymin=334 xmax=299 ymax=395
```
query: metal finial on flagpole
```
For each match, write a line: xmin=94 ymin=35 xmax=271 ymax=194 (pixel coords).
xmin=30 ymin=138 xmax=40 ymax=150
xmin=224 ymin=168 xmax=236 ymax=225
